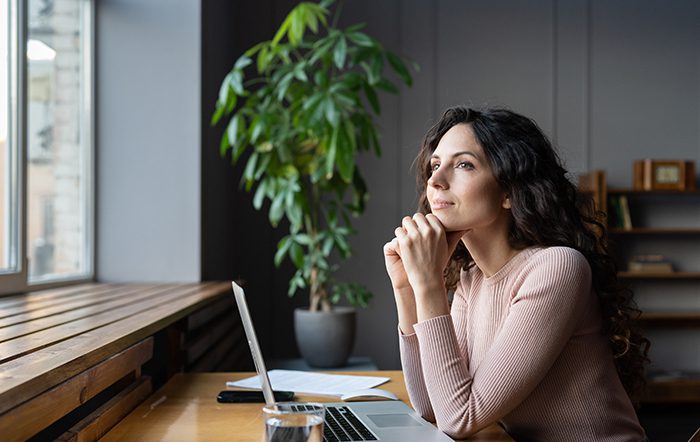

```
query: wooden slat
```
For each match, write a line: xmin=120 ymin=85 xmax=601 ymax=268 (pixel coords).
xmin=0 ymin=285 xmax=179 ymax=342
xmin=186 ymin=295 xmax=234 ymax=331
xmin=0 ymin=283 xmax=104 ymax=309
xmin=0 ymin=284 xmax=159 ymax=326
xmin=0 ymin=284 xmax=204 ymax=363
xmin=0 ymin=338 xmax=153 ymax=442
xmin=0 ymin=282 xmax=229 ymax=415
xmin=57 ymin=376 xmax=152 ymax=442
xmin=0 ymin=284 xmax=120 ymax=319
xmin=186 ymin=312 xmax=237 ymax=364
xmin=188 ymin=325 xmax=242 ymax=372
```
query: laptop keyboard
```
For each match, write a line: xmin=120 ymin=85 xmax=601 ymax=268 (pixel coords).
xmin=289 ymin=404 xmax=377 ymax=441
xmin=324 ymin=406 xmax=377 ymax=441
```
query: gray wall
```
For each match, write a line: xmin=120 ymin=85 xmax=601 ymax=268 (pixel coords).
xmin=334 ymin=0 xmax=700 ymax=370
xmin=96 ymin=0 xmax=201 ymax=282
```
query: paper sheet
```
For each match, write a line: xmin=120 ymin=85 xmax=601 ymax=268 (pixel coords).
xmin=226 ymin=369 xmax=390 ymax=397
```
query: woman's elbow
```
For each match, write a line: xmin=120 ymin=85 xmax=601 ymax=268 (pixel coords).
xmin=436 ymin=420 xmax=479 ymax=440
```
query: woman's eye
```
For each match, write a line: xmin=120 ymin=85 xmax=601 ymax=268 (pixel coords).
xmin=457 ymin=161 xmax=474 ymax=170
xmin=430 ymin=163 xmax=440 ymax=171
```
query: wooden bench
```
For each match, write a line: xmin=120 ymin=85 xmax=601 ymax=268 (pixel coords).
xmin=0 ymin=282 xmax=234 ymax=441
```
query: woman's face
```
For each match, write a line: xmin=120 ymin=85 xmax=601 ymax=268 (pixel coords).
xmin=426 ymin=123 xmax=510 ymax=233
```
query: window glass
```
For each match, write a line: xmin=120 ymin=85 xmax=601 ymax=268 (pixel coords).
xmin=1 ymin=0 xmax=19 ymax=274
xmin=26 ymin=0 xmax=90 ymax=281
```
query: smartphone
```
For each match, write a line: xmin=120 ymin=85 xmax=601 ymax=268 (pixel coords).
xmin=216 ymin=390 xmax=295 ymax=403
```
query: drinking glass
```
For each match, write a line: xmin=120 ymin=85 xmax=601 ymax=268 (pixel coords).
xmin=262 ymin=402 xmax=325 ymax=442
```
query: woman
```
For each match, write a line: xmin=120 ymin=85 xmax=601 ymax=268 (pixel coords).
xmin=383 ymin=107 xmax=649 ymax=441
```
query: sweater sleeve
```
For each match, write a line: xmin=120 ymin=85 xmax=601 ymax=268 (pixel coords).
xmin=413 ymin=248 xmax=592 ymax=439
xmin=398 ymin=328 xmax=435 ymax=422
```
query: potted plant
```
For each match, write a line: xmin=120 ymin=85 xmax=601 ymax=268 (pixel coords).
xmin=211 ymin=0 xmax=414 ymax=367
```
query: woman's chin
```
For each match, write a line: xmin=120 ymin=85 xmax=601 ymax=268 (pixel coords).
xmin=431 ymin=213 xmax=467 ymax=232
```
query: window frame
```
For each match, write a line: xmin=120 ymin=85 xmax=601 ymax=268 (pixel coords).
xmin=0 ymin=0 xmax=95 ymax=295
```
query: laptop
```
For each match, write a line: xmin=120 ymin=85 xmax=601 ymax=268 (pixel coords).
xmin=232 ymin=281 xmax=452 ymax=442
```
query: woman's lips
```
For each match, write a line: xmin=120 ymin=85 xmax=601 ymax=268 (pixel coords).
xmin=430 ymin=199 xmax=454 ymax=209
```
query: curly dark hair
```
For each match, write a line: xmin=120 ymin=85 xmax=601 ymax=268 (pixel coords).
xmin=415 ymin=106 xmax=650 ymax=404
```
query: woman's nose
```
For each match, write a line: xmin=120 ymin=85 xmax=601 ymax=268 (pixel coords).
xmin=428 ymin=168 xmax=448 ymax=189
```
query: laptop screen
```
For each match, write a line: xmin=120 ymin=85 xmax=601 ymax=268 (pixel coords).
xmin=231 ymin=281 xmax=277 ymax=406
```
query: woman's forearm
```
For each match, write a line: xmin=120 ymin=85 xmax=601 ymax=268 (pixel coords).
xmin=414 ymin=283 xmax=450 ymax=324
xmin=394 ymin=287 xmax=418 ymax=335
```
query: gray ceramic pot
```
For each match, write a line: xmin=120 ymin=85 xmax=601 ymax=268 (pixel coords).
xmin=294 ymin=307 xmax=356 ymax=368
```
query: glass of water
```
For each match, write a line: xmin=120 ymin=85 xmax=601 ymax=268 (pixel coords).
xmin=263 ymin=402 xmax=325 ymax=442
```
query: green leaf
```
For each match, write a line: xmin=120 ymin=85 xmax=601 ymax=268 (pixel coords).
xmin=338 ymin=119 xmax=356 ymax=182
xmin=244 ymin=41 xmax=265 ymax=58
xmin=272 ymin=14 xmax=292 ymax=46
xmin=386 ymin=52 xmax=412 ymax=86
xmin=333 ymin=36 xmax=347 ymax=69
xmin=277 ymin=72 xmax=295 ymax=101
xmin=253 ymin=179 xmax=267 ymax=210
xmin=335 ymin=232 xmax=350 ymax=257
xmin=234 ymin=56 xmax=252 ymax=71
xmin=322 ymin=236 xmax=334 ymax=256
xmin=293 ymin=65 xmax=308 ymax=82
xmin=326 ymin=127 xmax=339 ymax=178
xmin=290 ymin=242 xmax=304 ymax=268
xmin=230 ymin=71 xmax=244 ymax=95
xmin=257 ymin=44 xmax=270 ymax=73
xmin=242 ymin=152 xmax=259 ymax=190
xmin=347 ymin=31 xmax=373 ymax=47
xmin=226 ymin=114 xmax=241 ymax=148
xmin=225 ymin=89 xmax=237 ymax=114
xmin=363 ymin=82 xmax=380 ymax=114
xmin=304 ymin=5 xmax=319 ymax=33
xmin=289 ymin=8 xmax=304 ymax=46
xmin=376 ymin=78 xmax=398 ymax=94
xmin=232 ymin=132 xmax=249 ymax=162
xmin=295 ymin=233 xmax=312 ymax=245
xmin=274 ymin=235 xmax=293 ymax=267
xmin=219 ymin=129 xmax=229 ymax=157
xmin=370 ymin=53 xmax=383 ymax=84
xmin=211 ymin=103 xmax=225 ymax=126
xmin=254 ymin=154 xmax=271 ymax=180
xmin=249 ymin=116 xmax=265 ymax=143
xmin=323 ymin=97 xmax=339 ymax=127
xmin=218 ymin=72 xmax=233 ymax=104
xmin=352 ymin=170 xmax=368 ymax=214
xmin=269 ymin=191 xmax=285 ymax=226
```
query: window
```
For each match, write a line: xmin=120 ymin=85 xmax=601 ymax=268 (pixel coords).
xmin=1 ymin=0 xmax=93 ymax=295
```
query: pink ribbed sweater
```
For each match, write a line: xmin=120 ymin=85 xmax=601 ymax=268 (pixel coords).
xmin=399 ymin=246 xmax=646 ymax=441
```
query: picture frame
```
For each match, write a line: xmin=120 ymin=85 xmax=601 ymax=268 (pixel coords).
xmin=633 ymin=159 xmax=696 ymax=191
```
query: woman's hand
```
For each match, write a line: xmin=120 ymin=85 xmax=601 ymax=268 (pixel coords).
xmin=383 ymin=237 xmax=411 ymax=292
xmin=394 ymin=213 xmax=465 ymax=293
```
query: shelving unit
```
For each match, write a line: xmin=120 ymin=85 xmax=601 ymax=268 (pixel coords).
xmin=580 ymin=171 xmax=700 ymax=404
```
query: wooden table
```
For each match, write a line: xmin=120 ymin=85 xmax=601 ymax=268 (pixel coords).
xmin=102 ymin=371 xmax=514 ymax=441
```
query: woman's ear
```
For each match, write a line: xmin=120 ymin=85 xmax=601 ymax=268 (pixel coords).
xmin=502 ymin=195 xmax=511 ymax=209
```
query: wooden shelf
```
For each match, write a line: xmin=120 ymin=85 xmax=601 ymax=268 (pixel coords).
xmin=609 ymin=227 xmax=700 ymax=234
xmin=619 ymin=271 xmax=700 ymax=279
xmin=608 ymin=188 xmax=700 ymax=195
xmin=638 ymin=312 xmax=700 ymax=326
xmin=644 ymin=376 xmax=700 ymax=404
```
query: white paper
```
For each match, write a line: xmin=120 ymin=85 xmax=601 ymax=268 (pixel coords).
xmin=226 ymin=369 xmax=390 ymax=397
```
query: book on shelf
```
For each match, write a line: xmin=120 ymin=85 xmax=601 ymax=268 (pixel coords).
xmin=628 ymin=254 xmax=674 ymax=273
xmin=607 ymin=195 xmax=632 ymax=230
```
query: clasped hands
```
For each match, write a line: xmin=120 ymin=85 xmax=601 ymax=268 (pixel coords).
xmin=383 ymin=213 xmax=466 ymax=296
